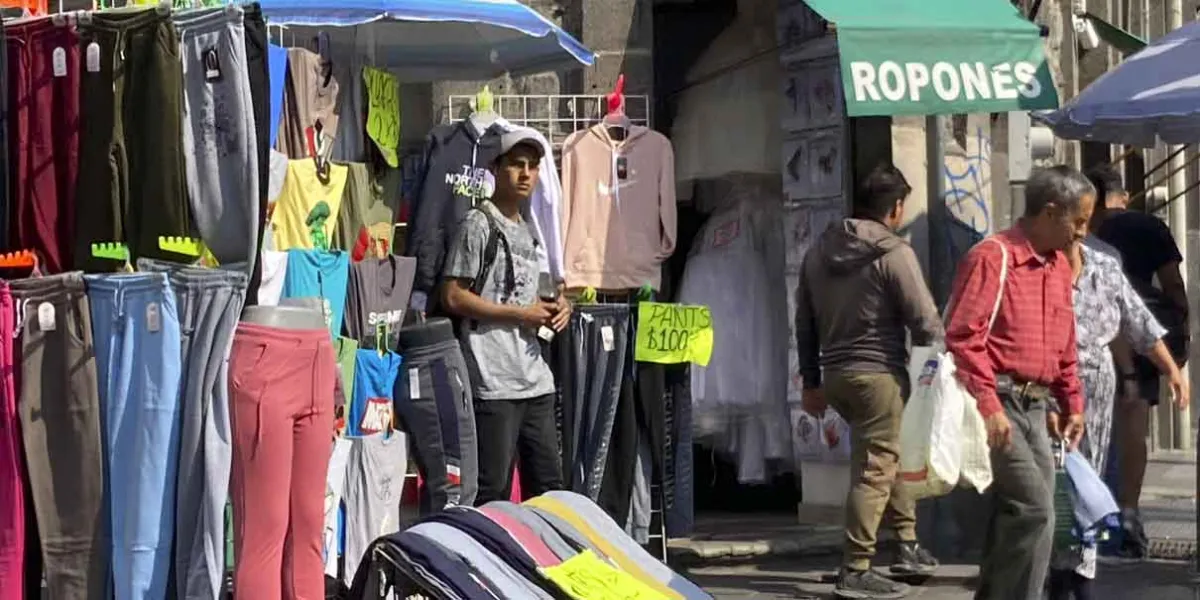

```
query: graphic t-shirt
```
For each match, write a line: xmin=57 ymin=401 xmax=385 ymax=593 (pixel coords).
xmin=344 ymin=256 xmax=416 ymax=349
xmin=346 ymin=349 xmax=402 ymax=438
xmin=271 ymin=159 xmax=348 ymax=250
xmin=442 ymin=201 xmax=555 ymax=400
xmin=281 ymin=249 xmax=350 ymax=336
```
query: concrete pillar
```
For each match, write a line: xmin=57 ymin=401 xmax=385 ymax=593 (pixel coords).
xmin=579 ymin=0 xmax=654 ymax=99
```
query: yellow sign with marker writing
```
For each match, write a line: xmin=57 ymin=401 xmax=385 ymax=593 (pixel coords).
xmin=541 ymin=550 xmax=670 ymax=600
xmin=363 ymin=66 xmax=400 ymax=167
xmin=634 ymin=302 xmax=713 ymax=366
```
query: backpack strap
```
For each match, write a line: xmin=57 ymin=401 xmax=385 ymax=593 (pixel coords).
xmin=464 ymin=208 xmax=518 ymax=330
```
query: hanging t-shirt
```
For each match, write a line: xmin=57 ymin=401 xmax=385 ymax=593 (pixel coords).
xmin=257 ymin=249 xmax=289 ymax=306
xmin=344 ymin=256 xmax=416 ymax=349
xmin=277 ymin=47 xmax=339 ymax=160
xmin=334 ymin=336 xmax=358 ymax=433
xmin=346 ymin=349 xmax=402 ymax=438
xmin=333 ymin=162 xmax=395 ymax=259
xmin=271 ymin=159 xmax=348 ymax=250
xmin=282 ymin=249 xmax=350 ymax=336
xmin=267 ymin=44 xmax=289 ymax=150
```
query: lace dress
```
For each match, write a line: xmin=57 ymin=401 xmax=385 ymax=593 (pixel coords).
xmin=1052 ymin=237 xmax=1165 ymax=578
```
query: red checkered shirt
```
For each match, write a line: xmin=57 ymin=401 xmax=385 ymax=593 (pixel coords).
xmin=944 ymin=227 xmax=1083 ymax=418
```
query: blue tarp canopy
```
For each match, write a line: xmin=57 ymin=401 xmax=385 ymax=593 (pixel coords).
xmin=1034 ymin=20 xmax=1200 ymax=146
xmin=258 ymin=0 xmax=595 ymax=80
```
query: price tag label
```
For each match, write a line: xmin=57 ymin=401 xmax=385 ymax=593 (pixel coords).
xmin=408 ymin=368 xmax=420 ymax=400
xmin=86 ymin=42 xmax=100 ymax=73
xmin=146 ymin=302 xmax=161 ymax=333
xmin=52 ymin=47 xmax=67 ymax=78
xmin=37 ymin=303 xmax=55 ymax=332
xmin=541 ymin=550 xmax=665 ymax=600
xmin=634 ymin=302 xmax=713 ymax=366
xmin=600 ymin=325 xmax=615 ymax=352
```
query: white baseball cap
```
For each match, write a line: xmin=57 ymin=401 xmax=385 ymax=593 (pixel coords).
xmin=498 ymin=128 xmax=545 ymax=158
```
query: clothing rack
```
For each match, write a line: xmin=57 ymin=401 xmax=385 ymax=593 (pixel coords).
xmin=444 ymin=94 xmax=652 ymax=149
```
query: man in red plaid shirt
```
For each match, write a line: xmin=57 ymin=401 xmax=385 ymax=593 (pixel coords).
xmin=944 ymin=166 xmax=1094 ymax=600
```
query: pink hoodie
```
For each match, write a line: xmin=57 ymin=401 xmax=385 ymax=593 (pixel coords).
xmin=560 ymin=124 xmax=677 ymax=290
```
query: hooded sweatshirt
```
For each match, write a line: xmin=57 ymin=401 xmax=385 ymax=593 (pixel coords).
xmin=561 ymin=124 xmax=677 ymax=290
xmin=404 ymin=119 xmax=505 ymax=303
xmin=793 ymin=218 xmax=941 ymax=387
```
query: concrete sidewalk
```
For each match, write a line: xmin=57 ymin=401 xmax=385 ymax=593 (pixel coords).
xmin=670 ymin=452 xmax=1197 ymax=565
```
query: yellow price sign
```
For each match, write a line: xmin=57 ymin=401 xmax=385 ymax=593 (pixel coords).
xmin=541 ymin=550 xmax=670 ymax=600
xmin=634 ymin=302 xmax=713 ymax=366
xmin=363 ymin=66 xmax=400 ymax=167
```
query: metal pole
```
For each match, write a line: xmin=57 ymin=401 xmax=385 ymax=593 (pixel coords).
xmin=1167 ymin=0 xmax=1192 ymax=453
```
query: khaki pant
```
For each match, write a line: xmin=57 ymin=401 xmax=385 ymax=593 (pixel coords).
xmin=825 ymin=370 xmax=917 ymax=571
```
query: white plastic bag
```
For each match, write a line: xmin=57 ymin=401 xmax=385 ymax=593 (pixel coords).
xmin=899 ymin=239 xmax=1006 ymax=499
xmin=898 ymin=344 xmax=966 ymax=498
xmin=792 ymin=406 xmax=852 ymax=464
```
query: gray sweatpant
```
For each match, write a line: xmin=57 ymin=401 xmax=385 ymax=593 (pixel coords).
xmin=138 ymin=258 xmax=247 ymax=600
xmin=395 ymin=337 xmax=479 ymax=512
xmin=177 ymin=7 xmax=260 ymax=272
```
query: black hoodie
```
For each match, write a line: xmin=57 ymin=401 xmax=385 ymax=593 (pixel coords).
xmin=403 ymin=119 xmax=505 ymax=307
xmin=793 ymin=218 xmax=941 ymax=388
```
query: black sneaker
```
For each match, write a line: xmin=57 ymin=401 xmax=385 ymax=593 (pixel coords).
xmin=834 ymin=568 xmax=911 ymax=599
xmin=890 ymin=541 xmax=939 ymax=575
xmin=1118 ymin=515 xmax=1149 ymax=560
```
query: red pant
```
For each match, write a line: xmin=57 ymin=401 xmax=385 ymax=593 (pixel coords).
xmin=0 ymin=284 xmax=21 ymax=600
xmin=229 ymin=323 xmax=334 ymax=599
xmin=6 ymin=19 xmax=79 ymax=273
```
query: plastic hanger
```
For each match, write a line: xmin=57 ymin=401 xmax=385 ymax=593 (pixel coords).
xmin=636 ymin=284 xmax=654 ymax=302
xmin=0 ymin=250 xmax=40 ymax=277
xmin=91 ymin=242 xmax=133 ymax=273
xmin=159 ymin=236 xmax=218 ymax=267
xmin=468 ymin=84 xmax=498 ymax=131
xmin=603 ymin=74 xmax=632 ymax=140
xmin=578 ymin=287 xmax=597 ymax=305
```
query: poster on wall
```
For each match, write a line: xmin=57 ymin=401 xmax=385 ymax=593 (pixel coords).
xmin=782 ymin=129 xmax=844 ymax=201
xmin=783 ymin=199 xmax=843 ymax=273
xmin=780 ymin=57 xmax=842 ymax=133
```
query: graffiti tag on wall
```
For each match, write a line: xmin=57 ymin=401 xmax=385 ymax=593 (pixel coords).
xmin=937 ymin=123 xmax=993 ymax=300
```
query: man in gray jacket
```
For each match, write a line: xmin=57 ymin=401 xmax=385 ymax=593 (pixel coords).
xmin=795 ymin=163 xmax=942 ymax=599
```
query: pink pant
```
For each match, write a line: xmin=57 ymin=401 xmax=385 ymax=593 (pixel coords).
xmin=0 ymin=285 xmax=21 ymax=600
xmin=229 ymin=324 xmax=334 ymax=600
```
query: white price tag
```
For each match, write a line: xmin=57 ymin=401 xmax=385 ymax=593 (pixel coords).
xmin=52 ymin=47 xmax=67 ymax=78
xmin=600 ymin=325 xmax=615 ymax=352
xmin=86 ymin=42 xmax=100 ymax=73
xmin=146 ymin=302 xmax=161 ymax=333
xmin=408 ymin=368 xmax=420 ymax=400
xmin=37 ymin=303 xmax=55 ymax=332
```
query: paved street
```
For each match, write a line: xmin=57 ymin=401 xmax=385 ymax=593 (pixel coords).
xmin=687 ymin=556 xmax=1199 ymax=599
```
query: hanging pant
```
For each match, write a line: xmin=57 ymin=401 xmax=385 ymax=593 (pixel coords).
xmin=229 ymin=323 xmax=334 ymax=600
xmin=558 ymin=305 xmax=630 ymax=503
xmin=86 ymin=273 xmax=183 ymax=600
xmin=394 ymin=334 xmax=478 ymax=512
xmin=75 ymin=8 xmax=191 ymax=273
xmin=6 ymin=18 xmax=80 ymax=272
xmin=11 ymin=273 xmax=106 ymax=599
xmin=242 ymin=2 xmax=270 ymax=305
xmin=0 ymin=23 xmax=9 ymax=251
xmin=137 ymin=258 xmax=247 ymax=600
xmin=0 ymin=283 xmax=22 ymax=600
xmin=176 ymin=7 xmax=259 ymax=271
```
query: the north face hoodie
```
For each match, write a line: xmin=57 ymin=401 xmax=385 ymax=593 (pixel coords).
xmin=404 ymin=119 xmax=505 ymax=303
xmin=793 ymin=218 xmax=942 ymax=388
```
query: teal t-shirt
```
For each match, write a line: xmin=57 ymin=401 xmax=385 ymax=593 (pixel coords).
xmin=282 ymin=249 xmax=350 ymax=336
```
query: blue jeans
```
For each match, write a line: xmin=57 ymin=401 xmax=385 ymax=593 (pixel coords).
xmin=86 ymin=273 xmax=183 ymax=600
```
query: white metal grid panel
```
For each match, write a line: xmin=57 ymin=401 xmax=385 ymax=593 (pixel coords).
xmin=445 ymin=94 xmax=652 ymax=145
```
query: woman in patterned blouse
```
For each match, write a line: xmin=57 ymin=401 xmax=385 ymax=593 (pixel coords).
xmin=1047 ymin=234 xmax=1187 ymax=599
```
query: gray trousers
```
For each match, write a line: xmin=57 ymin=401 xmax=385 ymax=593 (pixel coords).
xmin=176 ymin=7 xmax=260 ymax=272
xmin=395 ymin=338 xmax=478 ymax=512
xmin=976 ymin=394 xmax=1055 ymax=600
xmin=138 ymin=259 xmax=247 ymax=600
xmin=563 ymin=306 xmax=631 ymax=499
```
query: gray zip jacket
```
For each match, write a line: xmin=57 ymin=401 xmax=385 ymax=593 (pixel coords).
xmin=794 ymin=218 xmax=942 ymax=388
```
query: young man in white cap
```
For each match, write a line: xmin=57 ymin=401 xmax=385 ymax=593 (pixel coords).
xmin=441 ymin=128 xmax=571 ymax=505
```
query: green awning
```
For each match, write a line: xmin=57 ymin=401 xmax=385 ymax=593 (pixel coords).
xmin=803 ymin=0 xmax=1060 ymax=116
xmin=1083 ymin=12 xmax=1147 ymax=55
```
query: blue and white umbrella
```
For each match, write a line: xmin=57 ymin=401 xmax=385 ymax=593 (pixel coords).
xmin=1034 ymin=20 xmax=1200 ymax=146
xmin=259 ymin=0 xmax=595 ymax=80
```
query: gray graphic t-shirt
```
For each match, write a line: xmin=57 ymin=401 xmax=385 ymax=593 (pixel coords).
xmin=443 ymin=201 xmax=555 ymax=400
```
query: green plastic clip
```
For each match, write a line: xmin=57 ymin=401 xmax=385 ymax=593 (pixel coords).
xmin=159 ymin=236 xmax=218 ymax=267
xmin=578 ymin=287 xmax=597 ymax=305
xmin=91 ymin=242 xmax=129 ymax=262
xmin=636 ymin=284 xmax=654 ymax=301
